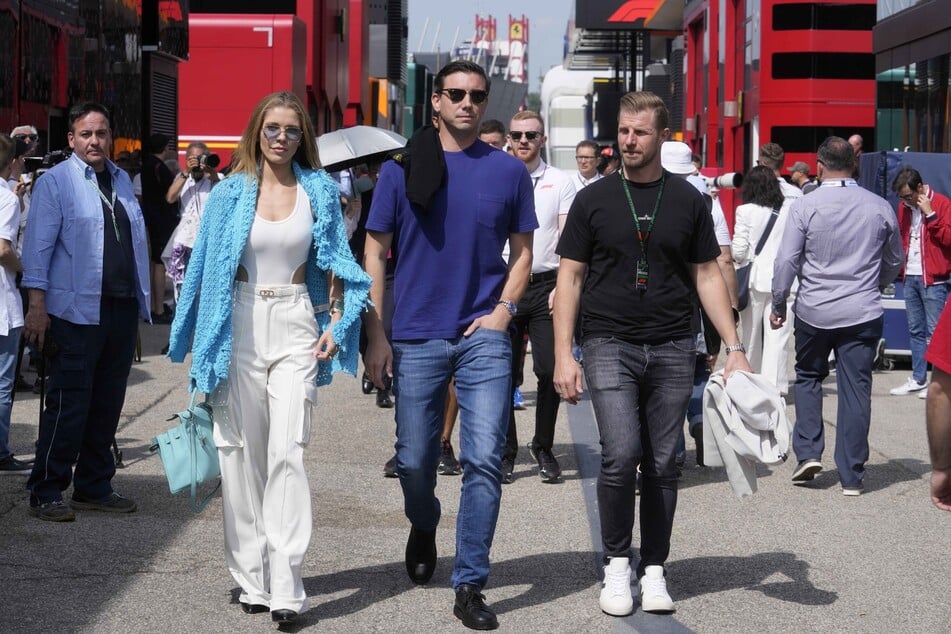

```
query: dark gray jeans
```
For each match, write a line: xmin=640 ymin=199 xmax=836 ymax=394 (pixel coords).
xmin=583 ymin=335 xmax=695 ymax=576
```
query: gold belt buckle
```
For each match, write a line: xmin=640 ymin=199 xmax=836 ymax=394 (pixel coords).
xmin=259 ymin=289 xmax=275 ymax=297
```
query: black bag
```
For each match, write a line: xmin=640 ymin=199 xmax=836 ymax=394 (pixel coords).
xmin=736 ymin=208 xmax=780 ymax=312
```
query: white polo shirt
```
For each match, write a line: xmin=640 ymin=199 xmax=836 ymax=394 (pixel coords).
xmin=529 ymin=160 xmax=576 ymax=273
xmin=0 ymin=181 xmax=23 ymax=335
xmin=573 ymin=170 xmax=603 ymax=192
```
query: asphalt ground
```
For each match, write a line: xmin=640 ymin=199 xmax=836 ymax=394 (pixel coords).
xmin=1 ymin=322 xmax=949 ymax=633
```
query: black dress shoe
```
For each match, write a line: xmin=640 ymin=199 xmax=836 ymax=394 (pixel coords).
xmin=271 ymin=609 xmax=300 ymax=624
xmin=454 ymin=584 xmax=498 ymax=630
xmin=362 ymin=371 xmax=375 ymax=395
xmin=240 ymin=601 xmax=269 ymax=614
xmin=405 ymin=526 xmax=437 ymax=584
xmin=376 ymin=388 xmax=394 ymax=408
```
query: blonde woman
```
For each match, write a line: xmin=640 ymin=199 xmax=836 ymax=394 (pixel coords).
xmin=168 ymin=91 xmax=370 ymax=624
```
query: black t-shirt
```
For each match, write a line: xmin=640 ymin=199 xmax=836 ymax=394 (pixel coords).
xmin=556 ymin=170 xmax=720 ymax=344
xmin=96 ymin=170 xmax=137 ymax=298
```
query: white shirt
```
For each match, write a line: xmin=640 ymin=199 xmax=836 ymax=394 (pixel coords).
xmin=573 ymin=170 xmax=603 ymax=192
xmin=733 ymin=200 xmax=793 ymax=292
xmin=239 ymin=184 xmax=314 ymax=285
xmin=711 ymin=197 xmax=732 ymax=247
xmin=906 ymin=207 xmax=924 ymax=276
xmin=0 ymin=180 xmax=23 ymax=335
xmin=175 ymin=173 xmax=218 ymax=249
xmin=529 ymin=160 xmax=576 ymax=272
xmin=779 ymin=177 xmax=803 ymax=202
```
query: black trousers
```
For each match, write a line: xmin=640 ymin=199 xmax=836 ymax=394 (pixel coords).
xmin=27 ymin=297 xmax=139 ymax=505
xmin=505 ymin=273 xmax=560 ymax=457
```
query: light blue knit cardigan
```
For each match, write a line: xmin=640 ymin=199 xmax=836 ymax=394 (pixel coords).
xmin=167 ymin=163 xmax=371 ymax=392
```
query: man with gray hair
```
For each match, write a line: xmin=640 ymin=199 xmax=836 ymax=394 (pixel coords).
xmin=771 ymin=136 xmax=903 ymax=496
xmin=163 ymin=141 xmax=220 ymax=289
xmin=9 ymin=125 xmax=40 ymax=229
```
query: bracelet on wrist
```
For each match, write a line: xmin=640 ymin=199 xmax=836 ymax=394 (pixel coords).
xmin=329 ymin=297 xmax=344 ymax=315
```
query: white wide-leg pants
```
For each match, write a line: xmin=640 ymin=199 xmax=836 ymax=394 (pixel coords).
xmin=740 ymin=288 xmax=794 ymax=394
xmin=215 ymin=282 xmax=319 ymax=613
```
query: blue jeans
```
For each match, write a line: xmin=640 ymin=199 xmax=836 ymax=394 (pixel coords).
xmin=904 ymin=276 xmax=949 ymax=383
xmin=583 ymin=336 xmax=695 ymax=576
xmin=792 ymin=316 xmax=882 ymax=487
xmin=391 ymin=328 xmax=512 ymax=590
xmin=0 ymin=326 xmax=22 ymax=460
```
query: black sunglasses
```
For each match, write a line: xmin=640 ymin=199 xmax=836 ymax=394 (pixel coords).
xmin=14 ymin=133 xmax=38 ymax=142
xmin=509 ymin=131 xmax=541 ymax=142
xmin=438 ymin=88 xmax=489 ymax=104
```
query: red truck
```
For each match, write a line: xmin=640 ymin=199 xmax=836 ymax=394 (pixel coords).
xmin=177 ymin=14 xmax=307 ymax=168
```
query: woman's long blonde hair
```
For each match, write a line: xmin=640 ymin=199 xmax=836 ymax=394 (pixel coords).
xmin=229 ymin=91 xmax=321 ymax=177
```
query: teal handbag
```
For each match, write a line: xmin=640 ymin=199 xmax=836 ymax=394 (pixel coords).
xmin=150 ymin=388 xmax=221 ymax=512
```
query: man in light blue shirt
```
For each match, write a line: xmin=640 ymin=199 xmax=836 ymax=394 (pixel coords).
xmin=771 ymin=136 xmax=903 ymax=496
xmin=21 ymin=102 xmax=151 ymax=522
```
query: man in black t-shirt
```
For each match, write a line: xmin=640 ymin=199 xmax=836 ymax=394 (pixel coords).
xmin=552 ymin=91 xmax=751 ymax=618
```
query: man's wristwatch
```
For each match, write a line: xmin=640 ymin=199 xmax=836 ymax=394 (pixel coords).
xmin=497 ymin=299 xmax=517 ymax=316
xmin=724 ymin=343 xmax=746 ymax=354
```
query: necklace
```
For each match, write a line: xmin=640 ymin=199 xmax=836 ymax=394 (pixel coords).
xmin=72 ymin=161 xmax=120 ymax=243
xmin=619 ymin=171 xmax=666 ymax=290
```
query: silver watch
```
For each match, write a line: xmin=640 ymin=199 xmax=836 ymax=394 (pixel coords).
xmin=497 ymin=300 xmax=517 ymax=316
xmin=724 ymin=343 xmax=746 ymax=354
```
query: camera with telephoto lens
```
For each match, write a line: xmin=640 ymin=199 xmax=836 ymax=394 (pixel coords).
xmin=192 ymin=152 xmax=220 ymax=176
xmin=703 ymin=172 xmax=743 ymax=189
xmin=23 ymin=149 xmax=70 ymax=174
xmin=23 ymin=150 xmax=71 ymax=188
xmin=200 ymin=152 xmax=220 ymax=169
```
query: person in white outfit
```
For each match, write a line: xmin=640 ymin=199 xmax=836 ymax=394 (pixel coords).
xmin=168 ymin=91 xmax=370 ymax=626
xmin=732 ymin=165 xmax=794 ymax=393
xmin=162 ymin=141 xmax=220 ymax=292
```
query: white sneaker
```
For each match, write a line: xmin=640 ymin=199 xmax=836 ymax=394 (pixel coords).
xmin=599 ymin=557 xmax=633 ymax=616
xmin=638 ymin=565 xmax=675 ymax=613
xmin=918 ymin=385 xmax=929 ymax=399
xmin=890 ymin=377 xmax=927 ymax=396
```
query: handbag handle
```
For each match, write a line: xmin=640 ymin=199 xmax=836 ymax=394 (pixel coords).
xmin=185 ymin=387 xmax=220 ymax=512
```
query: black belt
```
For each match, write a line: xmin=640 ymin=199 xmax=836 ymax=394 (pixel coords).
xmin=529 ymin=269 xmax=558 ymax=284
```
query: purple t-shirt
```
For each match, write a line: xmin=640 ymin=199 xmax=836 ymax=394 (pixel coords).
xmin=366 ymin=140 xmax=537 ymax=340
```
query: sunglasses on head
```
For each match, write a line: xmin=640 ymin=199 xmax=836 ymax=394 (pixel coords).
xmin=262 ymin=124 xmax=303 ymax=143
xmin=509 ymin=131 xmax=541 ymax=142
xmin=438 ymin=88 xmax=489 ymax=104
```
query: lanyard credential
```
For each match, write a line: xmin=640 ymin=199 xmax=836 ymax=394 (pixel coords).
xmin=619 ymin=171 xmax=665 ymax=291
xmin=72 ymin=161 xmax=121 ymax=243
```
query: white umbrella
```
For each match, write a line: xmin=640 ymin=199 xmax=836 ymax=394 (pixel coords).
xmin=317 ymin=126 xmax=407 ymax=172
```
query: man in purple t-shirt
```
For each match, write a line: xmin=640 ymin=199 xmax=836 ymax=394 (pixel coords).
xmin=364 ymin=60 xmax=537 ymax=630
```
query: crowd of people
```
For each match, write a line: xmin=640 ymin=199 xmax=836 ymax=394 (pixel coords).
xmin=2 ymin=58 xmax=950 ymax=631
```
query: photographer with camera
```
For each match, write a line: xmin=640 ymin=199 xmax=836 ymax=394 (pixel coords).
xmin=9 ymin=126 xmax=40 ymax=231
xmin=164 ymin=142 xmax=220 ymax=290
xmin=21 ymin=102 xmax=151 ymax=521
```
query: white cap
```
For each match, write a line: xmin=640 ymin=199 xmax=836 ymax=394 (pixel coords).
xmin=661 ymin=141 xmax=695 ymax=175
